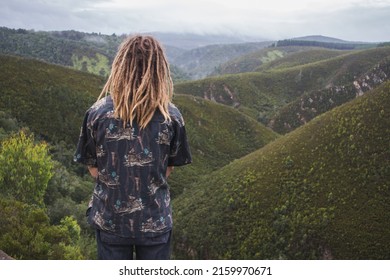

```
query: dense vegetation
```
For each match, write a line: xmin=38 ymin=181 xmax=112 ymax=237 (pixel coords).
xmin=270 ymin=55 xmax=390 ymax=133
xmin=170 ymin=95 xmax=278 ymax=196
xmin=212 ymin=47 xmax=347 ymax=75
xmin=0 ymin=54 xmax=278 ymax=258
xmin=0 ymin=129 xmax=96 ymax=259
xmin=173 ymin=81 xmax=390 ymax=259
xmin=1 ymin=29 xmax=389 ymax=260
xmin=0 ymin=54 xmax=103 ymax=144
xmin=0 ymin=27 xmax=192 ymax=81
xmin=0 ymin=27 xmax=123 ymax=77
xmin=0 ymin=27 xmax=270 ymax=82
xmin=174 ymin=46 xmax=390 ymax=124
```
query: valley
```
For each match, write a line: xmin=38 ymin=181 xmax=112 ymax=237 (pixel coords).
xmin=0 ymin=27 xmax=389 ymax=260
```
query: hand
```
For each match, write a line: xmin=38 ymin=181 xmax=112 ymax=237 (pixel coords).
xmin=88 ymin=166 xmax=98 ymax=179
xmin=166 ymin=166 xmax=174 ymax=178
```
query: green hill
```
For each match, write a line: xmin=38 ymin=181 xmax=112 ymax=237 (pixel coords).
xmin=174 ymin=46 xmax=390 ymax=124
xmin=0 ymin=54 xmax=278 ymax=196
xmin=269 ymin=55 xmax=390 ymax=133
xmin=256 ymin=48 xmax=349 ymax=72
xmin=170 ymin=42 xmax=269 ymax=79
xmin=0 ymin=54 xmax=104 ymax=144
xmin=272 ymin=36 xmax=377 ymax=50
xmin=169 ymin=95 xmax=279 ymax=196
xmin=0 ymin=27 xmax=121 ymax=77
xmin=0 ymin=27 xmax=192 ymax=83
xmin=1 ymin=30 xmax=389 ymax=260
xmin=212 ymin=47 xmax=348 ymax=75
xmin=173 ymin=80 xmax=390 ymax=259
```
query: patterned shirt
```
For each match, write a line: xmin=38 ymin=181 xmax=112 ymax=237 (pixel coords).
xmin=74 ymin=95 xmax=192 ymax=239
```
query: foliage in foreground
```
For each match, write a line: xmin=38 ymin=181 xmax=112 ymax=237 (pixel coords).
xmin=0 ymin=131 xmax=95 ymax=259
xmin=0 ymin=131 xmax=53 ymax=206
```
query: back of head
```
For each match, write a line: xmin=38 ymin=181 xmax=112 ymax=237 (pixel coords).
xmin=100 ymin=35 xmax=173 ymax=129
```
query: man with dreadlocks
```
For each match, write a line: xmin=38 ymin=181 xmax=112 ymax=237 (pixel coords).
xmin=74 ymin=35 xmax=192 ymax=260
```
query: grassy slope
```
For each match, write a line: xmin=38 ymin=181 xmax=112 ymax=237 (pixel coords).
xmin=270 ymin=55 xmax=390 ymax=134
xmin=256 ymin=48 xmax=349 ymax=71
xmin=174 ymin=47 xmax=390 ymax=123
xmin=214 ymin=46 xmax=348 ymax=75
xmin=0 ymin=28 xmax=118 ymax=77
xmin=169 ymin=94 xmax=279 ymax=196
xmin=0 ymin=54 xmax=104 ymax=144
xmin=0 ymin=28 xmax=185 ymax=81
xmin=173 ymin=81 xmax=390 ymax=259
xmin=0 ymin=54 xmax=278 ymax=196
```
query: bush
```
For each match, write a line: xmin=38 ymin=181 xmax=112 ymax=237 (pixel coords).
xmin=0 ymin=131 xmax=53 ymax=206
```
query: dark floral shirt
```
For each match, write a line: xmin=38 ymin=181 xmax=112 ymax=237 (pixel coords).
xmin=74 ymin=95 xmax=192 ymax=239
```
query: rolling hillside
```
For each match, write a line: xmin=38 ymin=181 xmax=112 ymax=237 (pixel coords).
xmin=256 ymin=48 xmax=349 ymax=72
xmin=170 ymin=41 xmax=270 ymax=79
xmin=173 ymin=80 xmax=390 ymax=259
xmin=0 ymin=54 xmax=104 ymax=144
xmin=0 ymin=27 xmax=270 ymax=81
xmin=0 ymin=27 xmax=122 ymax=77
xmin=169 ymin=94 xmax=279 ymax=196
xmin=212 ymin=46 xmax=348 ymax=75
xmin=2 ymin=31 xmax=388 ymax=260
xmin=174 ymin=46 xmax=390 ymax=124
xmin=0 ymin=27 xmax=194 ymax=82
xmin=269 ymin=56 xmax=390 ymax=133
xmin=0 ymin=54 xmax=278 ymax=197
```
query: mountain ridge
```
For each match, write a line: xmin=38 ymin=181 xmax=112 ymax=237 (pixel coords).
xmin=0 ymin=54 xmax=278 ymax=198
xmin=173 ymin=80 xmax=390 ymax=259
xmin=174 ymin=46 xmax=390 ymax=125
xmin=2 ymin=26 xmax=382 ymax=81
xmin=1 ymin=27 xmax=389 ymax=260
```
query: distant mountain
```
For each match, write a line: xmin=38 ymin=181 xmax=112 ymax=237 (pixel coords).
xmin=291 ymin=35 xmax=379 ymax=45
xmin=256 ymin=48 xmax=348 ymax=71
xmin=291 ymin=35 xmax=349 ymax=43
xmin=0 ymin=27 xmax=271 ymax=81
xmin=173 ymin=80 xmax=390 ymax=259
xmin=151 ymin=32 xmax=267 ymax=49
xmin=170 ymin=41 xmax=271 ymax=79
xmin=273 ymin=37 xmax=376 ymax=50
xmin=211 ymin=46 xmax=348 ymax=76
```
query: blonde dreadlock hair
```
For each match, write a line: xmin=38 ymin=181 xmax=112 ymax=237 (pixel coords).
xmin=98 ymin=35 xmax=173 ymax=129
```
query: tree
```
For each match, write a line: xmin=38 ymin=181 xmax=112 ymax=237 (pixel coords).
xmin=0 ymin=197 xmax=84 ymax=259
xmin=0 ymin=131 xmax=53 ymax=205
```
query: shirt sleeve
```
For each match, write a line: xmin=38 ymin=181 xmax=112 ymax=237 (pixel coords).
xmin=168 ymin=117 xmax=192 ymax=167
xmin=73 ymin=110 xmax=97 ymax=167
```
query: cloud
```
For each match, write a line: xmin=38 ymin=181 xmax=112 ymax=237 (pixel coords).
xmin=0 ymin=0 xmax=389 ymax=41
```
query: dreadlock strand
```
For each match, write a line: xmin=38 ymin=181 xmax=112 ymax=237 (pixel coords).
xmin=99 ymin=35 xmax=173 ymax=129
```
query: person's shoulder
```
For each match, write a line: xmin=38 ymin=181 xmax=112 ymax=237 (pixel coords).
xmin=89 ymin=95 xmax=112 ymax=113
xmin=168 ymin=102 xmax=185 ymax=127
xmin=87 ymin=95 xmax=114 ymax=122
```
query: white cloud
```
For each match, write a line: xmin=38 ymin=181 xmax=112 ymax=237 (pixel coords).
xmin=0 ymin=0 xmax=389 ymax=41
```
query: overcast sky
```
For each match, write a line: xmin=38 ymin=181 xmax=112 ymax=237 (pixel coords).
xmin=1 ymin=0 xmax=390 ymax=42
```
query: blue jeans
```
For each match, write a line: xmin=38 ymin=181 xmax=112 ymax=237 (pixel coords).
xmin=95 ymin=229 xmax=172 ymax=260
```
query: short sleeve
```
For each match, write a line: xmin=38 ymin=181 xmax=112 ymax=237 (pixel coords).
xmin=73 ymin=111 xmax=97 ymax=167
xmin=168 ymin=117 xmax=192 ymax=167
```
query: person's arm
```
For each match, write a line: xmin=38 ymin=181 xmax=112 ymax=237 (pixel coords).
xmin=166 ymin=166 xmax=174 ymax=178
xmin=88 ymin=166 xmax=98 ymax=179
